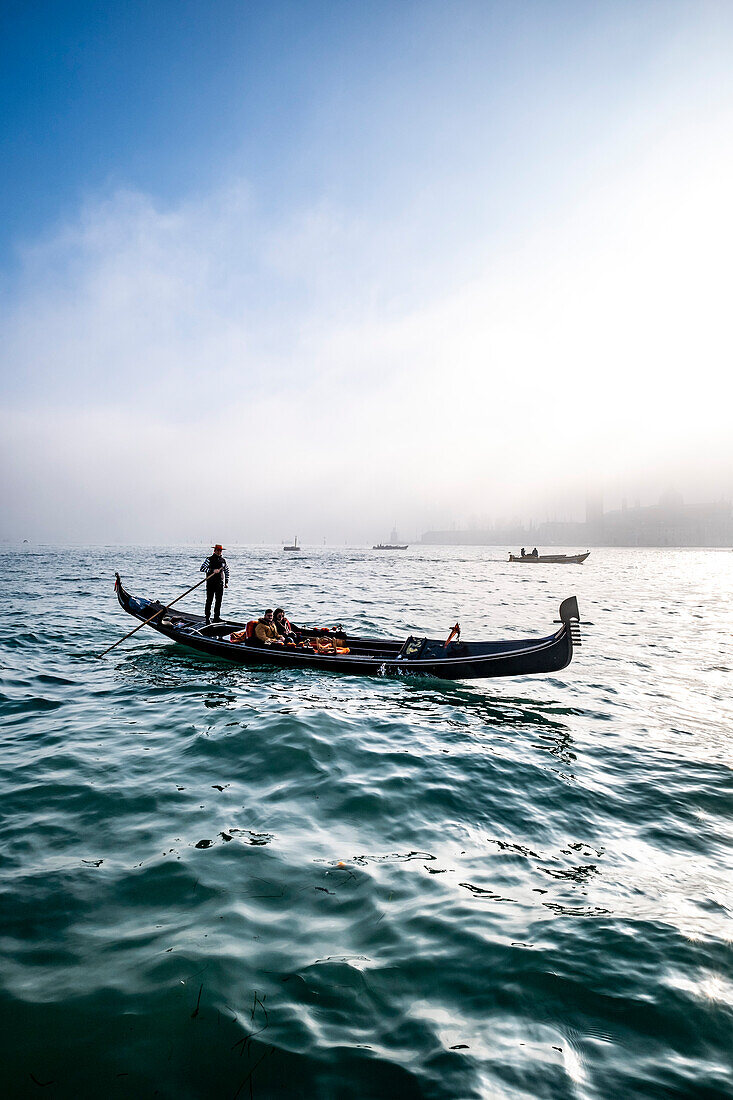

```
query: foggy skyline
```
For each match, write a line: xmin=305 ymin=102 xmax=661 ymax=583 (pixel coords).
xmin=2 ymin=1 xmax=732 ymax=545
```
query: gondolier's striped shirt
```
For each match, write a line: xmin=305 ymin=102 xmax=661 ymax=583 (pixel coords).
xmin=200 ymin=556 xmax=229 ymax=584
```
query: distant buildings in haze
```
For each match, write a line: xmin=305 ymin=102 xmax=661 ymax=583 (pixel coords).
xmin=421 ymin=496 xmax=733 ymax=548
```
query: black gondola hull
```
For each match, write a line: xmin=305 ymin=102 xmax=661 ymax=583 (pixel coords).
xmin=113 ymin=575 xmax=579 ymax=681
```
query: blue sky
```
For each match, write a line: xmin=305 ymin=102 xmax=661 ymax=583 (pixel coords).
xmin=2 ymin=1 xmax=732 ymax=541
xmin=1 ymin=0 xmax=698 ymax=260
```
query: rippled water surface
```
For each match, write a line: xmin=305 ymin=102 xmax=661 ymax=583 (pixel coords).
xmin=1 ymin=545 xmax=731 ymax=1099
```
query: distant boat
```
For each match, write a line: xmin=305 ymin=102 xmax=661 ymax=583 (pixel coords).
xmin=374 ymin=527 xmax=407 ymax=550
xmin=509 ymin=551 xmax=590 ymax=564
xmin=284 ymin=536 xmax=300 ymax=552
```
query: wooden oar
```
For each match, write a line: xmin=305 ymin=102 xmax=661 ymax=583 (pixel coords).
xmin=97 ymin=569 xmax=222 ymax=658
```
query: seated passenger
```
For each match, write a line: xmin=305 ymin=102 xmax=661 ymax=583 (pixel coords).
xmin=252 ymin=609 xmax=280 ymax=645
xmin=274 ymin=608 xmax=299 ymax=640
xmin=532 ymin=547 xmax=539 ymax=557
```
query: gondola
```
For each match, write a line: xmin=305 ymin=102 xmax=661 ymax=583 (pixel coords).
xmin=113 ymin=574 xmax=581 ymax=681
xmin=509 ymin=552 xmax=590 ymax=564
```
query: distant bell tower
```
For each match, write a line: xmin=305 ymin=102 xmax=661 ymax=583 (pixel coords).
xmin=585 ymin=492 xmax=603 ymax=527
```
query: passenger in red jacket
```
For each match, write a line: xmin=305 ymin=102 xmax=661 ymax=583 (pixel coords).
xmin=274 ymin=608 xmax=300 ymax=640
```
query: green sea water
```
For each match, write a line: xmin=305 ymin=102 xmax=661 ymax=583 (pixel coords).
xmin=1 ymin=545 xmax=731 ymax=1099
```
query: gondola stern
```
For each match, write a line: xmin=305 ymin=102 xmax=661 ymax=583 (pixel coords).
xmin=114 ymin=572 xmax=132 ymax=611
xmin=114 ymin=572 xmax=159 ymax=626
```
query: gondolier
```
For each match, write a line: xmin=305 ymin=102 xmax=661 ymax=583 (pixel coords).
xmin=200 ymin=544 xmax=229 ymax=623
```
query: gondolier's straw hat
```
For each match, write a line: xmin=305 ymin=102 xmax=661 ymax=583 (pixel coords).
xmin=213 ymin=543 xmax=225 ymax=551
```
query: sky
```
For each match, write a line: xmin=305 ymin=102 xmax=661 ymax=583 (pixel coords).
xmin=1 ymin=0 xmax=732 ymax=543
